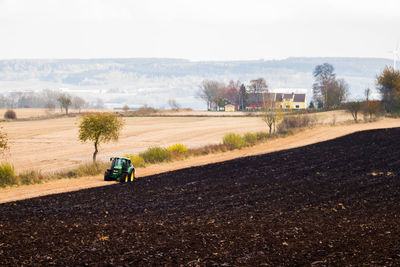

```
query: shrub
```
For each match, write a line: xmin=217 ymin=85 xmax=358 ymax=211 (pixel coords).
xmin=188 ymin=144 xmax=229 ymax=156
xmin=0 ymin=162 xmax=15 ymax=187
xmin=168 ymin=144 xmax=188 ymax=154
xmin=76 ymin=162 xmax=108 ymax=176
xmin=255 ymin=131 xmax=269 ymax=141
xmin=243 ymin=133 xmax=257 ymax=146
xmin=17 ymin=170 xmax=44 ymax=185
xmin=140 ymin=147 xmax=171 ymax=163
xmin=134 ymin=106 xmax=158 ymax=116
xmin=168 ymin=144 xmax=188 ymax=160
xmin=223 ymin=133 xmax=247 ymax=150
xmin=4 ymin=109 xmax=16 ymax=120
xmin=125 ymin=154 xmax=146 ymax=168
xmin=277 ymin=115 xmax=317 ymax=134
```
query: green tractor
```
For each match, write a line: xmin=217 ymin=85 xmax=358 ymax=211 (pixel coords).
xmin=104 ymin=157 xmax=136 ymax=183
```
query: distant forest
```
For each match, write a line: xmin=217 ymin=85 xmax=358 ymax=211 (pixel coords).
xmin=0 ymin=57 xmax=392 ymax=109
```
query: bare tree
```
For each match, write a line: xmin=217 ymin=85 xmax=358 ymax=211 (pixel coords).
xmin=365 ymin=88 xmax=371 ymax=102
xmin=45 ymin=101 xmax=56 ymax=113
xmin=42 ymin=89 xmax=61 ymax=108
xmin=312 ymin=63 xmax=336 ymax=108
xmin=249 ymin=78 xmax=268 ymax=107
xmin=168 ymin=99 xmax=180 ymax=110
xmin=122 ymin=104 xmax=130 ymax=113
xmin=345 ymin=101 xmax=363 ymax=122
xmin=198 ymin=80 xmax=224 ymax=110
xmin=72 ymin=96 xmax=86 ymax=113
xmin=249 ymin=78 xmax=268 ymax=92
xmin=96 ymin=98 xmax=105 ymax=110
xmin=57 ymin=93 xmax=72 ymax=115
xmin=363 ymin=100 xmax=381 ymax=121
xmin=221 ymin=80 xmax=240 ymax=105
xmin=262 ymin=94 xmax=280 ymax=134
xmin=325 ymin=78 xmax=349 ymax=108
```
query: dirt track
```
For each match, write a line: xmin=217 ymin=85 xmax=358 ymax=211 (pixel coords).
xmin=1 ymin=117 xmax=400 ymax=204
xmin=1 ymin=128 xmax=400 ymax=265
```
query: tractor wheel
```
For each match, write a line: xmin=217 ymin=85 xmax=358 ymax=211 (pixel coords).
xmin=120 ymin=173 xmax=128 ymax=183
xmin=129 ymin=171 xmax=134 ymax=182
xmin=104 ymin=171 xmax=111 ymax=181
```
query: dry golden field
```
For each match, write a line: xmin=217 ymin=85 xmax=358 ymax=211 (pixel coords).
xmin=2 ymin=111 xmax=268 ymax=173
xmin=0 ymin=108 xmax=381 ymax=174
xmin=0 ymin=108 xmax=105 ymax=119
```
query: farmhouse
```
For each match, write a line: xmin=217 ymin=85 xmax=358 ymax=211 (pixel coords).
xmin=246 ymin=91 xmax=307 ymax=111
xmin=276 ymin=93 xmax=307 ymax=109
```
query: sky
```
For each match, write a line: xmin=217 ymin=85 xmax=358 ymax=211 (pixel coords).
xmin=0 ymin=0 xmax=399 ymax=61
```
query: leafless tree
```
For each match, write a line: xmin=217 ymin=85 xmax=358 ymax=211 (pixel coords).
xmin=122 ymin=104 xmax=130 ymax=113
xmin=221 ymin=80 xmax=241 ymax=105
xmin=345 ymin=101 xmax=363 ymax=122
xmin=262 ymin=95 xmax=280 ymax=134
xmin=95 ymin=98 xmax=105 ymax=110
xmin=168 ymin=99 xmax=180 ymax=110
xmin=249 ymin=78 xmax=268 ymax=107
xmin=325 ymin=79 xmax=349 ymax=108
xmin=312 ymin=63 xmax=336 ymax=108
xmin=198 ymin=80 xmax=224 ymax=110
xmin=365 ymin=88 xmax=371 ymax=102
xmin=72 ymin=96 xmax=86 ymax=113
xmin=57 ymin=93 xmax=72 ymax=115
xmin=249 ymin=78 xmax=268 ymax=92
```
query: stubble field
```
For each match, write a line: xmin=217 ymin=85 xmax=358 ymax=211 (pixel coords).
xmin=0 ymin=109 xmax=357 ymax=173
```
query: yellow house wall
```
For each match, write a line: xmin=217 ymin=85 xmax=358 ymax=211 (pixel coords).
xmin=292 ymin=101 xmax=306 ymax=109
xmin=225 ymin=105 xmax=235 ymax=112
xmin=275 ymin=100 xmax=306 ymax=110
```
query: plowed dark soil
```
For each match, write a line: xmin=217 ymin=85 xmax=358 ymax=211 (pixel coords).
xmin=1 ymin=128 xmax=400 ymax=266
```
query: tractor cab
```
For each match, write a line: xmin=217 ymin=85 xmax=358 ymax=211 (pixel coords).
xmin=104 ymin=157 xmax=136 ymax=183
xmin=110 ymin=157 xmax=130 ymax=172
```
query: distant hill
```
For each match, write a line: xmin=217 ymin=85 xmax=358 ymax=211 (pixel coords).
xmin=0 ymin=57 xmax=391 ymax=109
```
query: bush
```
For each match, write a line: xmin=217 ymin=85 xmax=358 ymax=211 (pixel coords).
xmin=54 ymin=162 xmax=109 ymax=179
xmin=168 ymin=144 xmax=188 ymax=160
xmin=125 ymin=154 xmax=146 ymax=168
xmin=134 ymin=106 xmax=158 ymax=116
xmin=188 ymin=144 xmax=229 ymax=156
xmin=243 ymin=133 xmax=257 ymax=146
xmin=0 ymin=162 xmax=15 ymax=187
xmin=277 ymin=115 xmax=317 ymax=134
xmin=76 ymin=162 xmax=108 ymax=176
xmin=4 ymin=109 xmax=16 ymax=120
xmin=255 ymin=131 xmax=269 ymax=141
xmin=140 ymin=147 xmax=171 ymax=163
xmin=17 ymin=171 xmax=44 ymax=185
xmin=223 ymin=133 xmax=248 ymax=150
xmin=168 ymin=144 xmax=188 ymax=154
xmin=0 ymin=161 xmax=111 ymax=188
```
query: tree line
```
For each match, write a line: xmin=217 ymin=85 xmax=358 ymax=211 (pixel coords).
xmin=311 ymin=63 xmax=349 ymax=109
xmin=311 ymin=63 xmax=400 ymax=120
xmin=0 ymin=89 xmax=105 ymax=114
xmin=198 ymin=78 xmax=268 ymax=110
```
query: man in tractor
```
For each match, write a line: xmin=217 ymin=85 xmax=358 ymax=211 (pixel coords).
xmin=104 ymin=157 xmax=136 ymax=183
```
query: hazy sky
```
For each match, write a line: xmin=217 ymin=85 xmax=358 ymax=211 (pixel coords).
xmin=0 ymin=0 xmax=399 ymax=61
